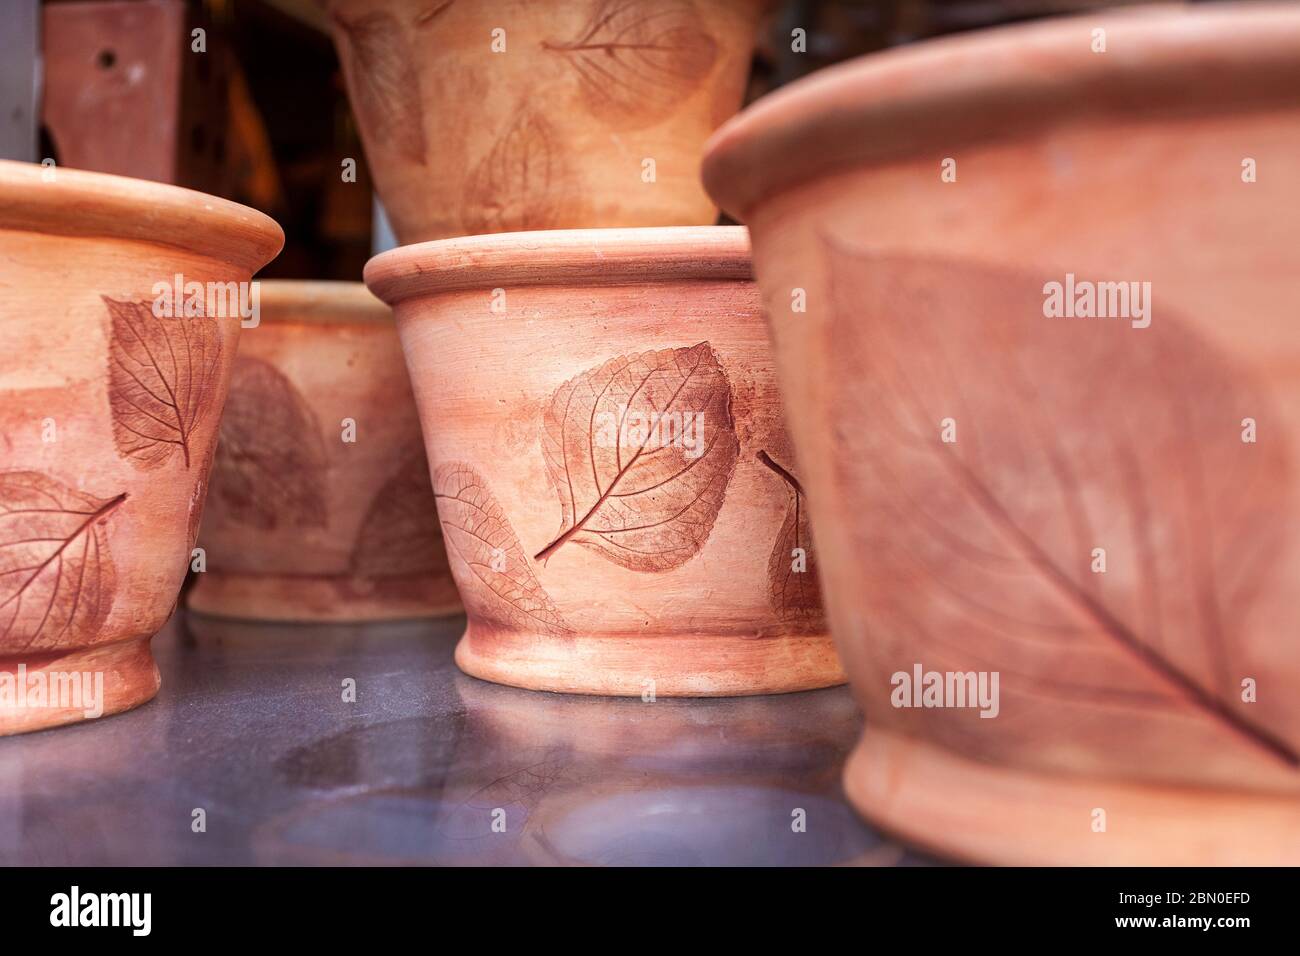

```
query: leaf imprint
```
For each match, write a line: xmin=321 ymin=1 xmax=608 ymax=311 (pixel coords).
xmin=824 ymin=241 xmax=1299 ymax=773
xmin=0 ymin=471 xmax=123 ymax=651
xmin=757 ymin=450 xmax=823 ymax=624
xmin=104 ymin=296 xmax=221 ymax=470
xmin=351 ymin=453 xmax=450 ymax=579
xmin=433 ymin=461 xmax=568 ymax=636
xmin=461 ymin=107 xmax=564 ymax=236
xmin=209 ymin=356 xmax=329 ymax=532
xmin=543 ymin=0 xmax=718 ymax=130
xmin=333 ymin=9 xmax=427 ymax=164
xmin=535 ymin=341 xmax=739 ymax=572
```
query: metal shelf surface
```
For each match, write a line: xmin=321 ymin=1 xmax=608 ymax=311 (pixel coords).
xmin=0 ymin=612 xmax=927 ymax=866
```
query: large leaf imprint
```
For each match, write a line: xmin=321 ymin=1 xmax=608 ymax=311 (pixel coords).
xmin=462 ymin=106 xmax=569 ymax=235
xmin=825 ymin=243 xmax=1298 ymax=784
xmin=104 ymin=296 xmax=221 ymax=469
xmin=535 ymin=342 xmax=738 ymax=571
xmin=351 ymin=453 xmax=450 ymax=578
xmin=757 ymin=451 xmax=822 ymax=624
xmin=333 ymin=9 xmax=427 ymax=164
xmin=542 ymin=0 xmax=718 ymax=129
xmin=461 ymin=108 xmax=564 ymax=236
xmin=210 ymin=357 xmax=328 ymax=531
xmin=0 ymin=472 xmax=123 ymax=650
xmin=433 ymin=462 xmax=568 ymax=635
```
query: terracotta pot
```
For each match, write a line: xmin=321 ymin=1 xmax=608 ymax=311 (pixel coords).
xmin=702 ymin=5 xmax=1300 ymax=864
xmin=0 ymin=159 xmax=282 ymax=735
xmin=325 ymin=0 xmax=766 ymax=243
xmin=187 ymin=281 xmax=461 ymax=622
xmin=365 ymin=226 xmax=843 ymax=696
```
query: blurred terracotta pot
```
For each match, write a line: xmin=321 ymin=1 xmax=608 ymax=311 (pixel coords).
xmin=325 ymin=0 xmax=766 ymax=243
xmin=365 ymin=227 xmax=842 ymax=696
xmin=0 ymin=159 xmax=282 ymax=735
xmin=703 ymin=5 xmax=1300 ymax=864
xmin=187 ymin=281 xmax=460 ymax=623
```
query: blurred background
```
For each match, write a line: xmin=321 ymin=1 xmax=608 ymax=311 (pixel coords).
xmin=1 ymin=0 xmax=1183 ymax=274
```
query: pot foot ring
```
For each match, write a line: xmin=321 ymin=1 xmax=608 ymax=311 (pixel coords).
xmin=843 ymin=726 xmax=1300 ymax=866
xmin=187 ymin=570 xmax=463 ymax=623
xmin=454 ymin=621 xmax=846 ymax=697
xmin=0 ymin=637 xmax=159 ymax=736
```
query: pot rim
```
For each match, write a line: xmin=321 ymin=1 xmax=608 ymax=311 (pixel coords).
xmin=256 ymin=280 xmax=389 ymax=324
xmin=702 ymin=3 xmax=1300 ymax=222
xmin=0 ymin=160 xmax=283 ymax=275
xmin=363 ymin=226 xmax=752 ymax=305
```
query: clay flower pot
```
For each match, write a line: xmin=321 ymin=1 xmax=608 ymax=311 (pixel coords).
xmin=703 ymin=5 xmax=1300 ymax=864
xmin=325 ymin=0 xmax=767 ymax=243
xmin=187 ymin=281 xmax=460 ymax=623
xmin=0 ymin=159 xmax=282 ymax=735
xmin=365 ymin=226 xmax=842 ymax=696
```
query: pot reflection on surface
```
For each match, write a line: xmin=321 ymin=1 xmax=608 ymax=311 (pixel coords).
xmin=0 ymin=612 xmax=920 ymax=865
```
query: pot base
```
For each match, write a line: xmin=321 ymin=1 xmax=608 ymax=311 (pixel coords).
xmin=844 ymin=727 xmax=1300 ymax=866
xmin=454 ymin=621 xmax=846 ymax=697
xmin=0 ymin=637 xmax=160 ymax=736
xmin=187 ymin=570 xmax=462 ymax=624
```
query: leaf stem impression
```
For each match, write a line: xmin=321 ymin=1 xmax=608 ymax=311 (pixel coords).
xmin=756 ymin=450 xmax=803 ymax=495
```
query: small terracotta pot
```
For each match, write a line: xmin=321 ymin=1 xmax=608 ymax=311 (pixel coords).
xmin=325 ymin=0 xmax=767 ymax=243
xmin=187 ymin=281 xmax=461 ymax=622
xmin=703 ymin=5 xmax=1300 ymax=864
xmin=365 ymin=227 xmax=842 ymax=696
xmin=0 ymin=159 xmax=282 ymax=735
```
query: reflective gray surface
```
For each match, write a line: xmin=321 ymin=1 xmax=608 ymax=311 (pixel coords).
xmin=0 ymin=612 xmax=925 ymax=865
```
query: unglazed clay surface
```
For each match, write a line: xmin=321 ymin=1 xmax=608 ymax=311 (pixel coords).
xmin=188 ymin=282 xmax=459 ymax=623
xmin=326 ymin=0 xmax=766 ymax=243
xmin=0 ymin=159 xmax=282 ymax=734
xmin=702 ymin=6 xmax=1300 ymax=863
xmin=366 ymin=227 xmax=841 ymax=696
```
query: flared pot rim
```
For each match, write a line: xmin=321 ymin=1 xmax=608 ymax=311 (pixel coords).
xmin=0 ymin=159 xmax=284 ymax=275
xmin=702 ymin=2 xmax=1300 ymax=222
xmin=363 ymin=226 xmax=753 ymax=305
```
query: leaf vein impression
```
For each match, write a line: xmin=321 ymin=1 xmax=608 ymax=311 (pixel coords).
xmin=535 ymin=347 xmax=708 ymax=563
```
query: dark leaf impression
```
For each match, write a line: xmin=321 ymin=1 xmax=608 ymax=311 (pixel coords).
xmin=825 ymin=241 xmax=1299 ymax=785
xmin=536 ymin=342 xmax=738 ymax=571
xmin=333 ymin=9 xmax=427 ymax=164
xmin=543 ymin=0 xmax=717 ymax=129
xmin=351 ymin=454 xmax=450 ymax=578
xmin=0 ymin=471 xmax=123 ymax=650
xmin=433 ymin=462 xmax=568 ymax=635
xmin=757 ymin=451 xmax=822 ymax=624
xmin=104 ymin=296 xmax=221 ymax=469
xmin=461 ymin=108 xmax=563 ymax=236
xmin=210 ymin=356 xmax=328 ymax=532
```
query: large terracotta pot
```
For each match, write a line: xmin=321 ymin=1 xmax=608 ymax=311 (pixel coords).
xmin=0 ymin=160 xmax=282 ymax=735
xmin=703 ymin=4 xmax=1300 ymax=864
xmin=325 ymin=0 xmax=767 ymax=243
xmin=365 ymin=227 xmax=843 ymax=696
xmin=187 ymin=281 xmax=460 ymax=622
